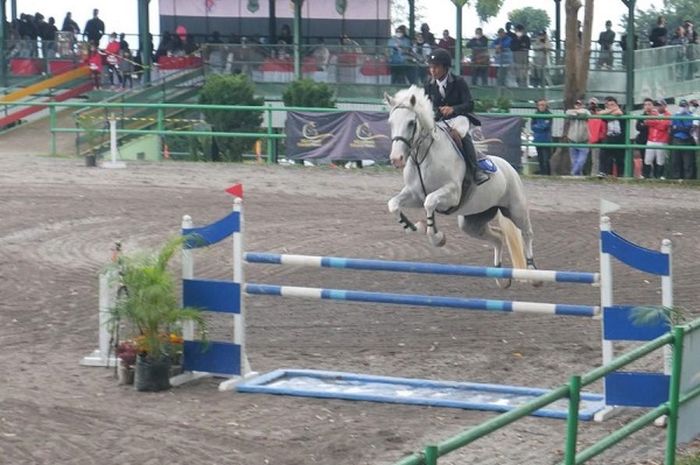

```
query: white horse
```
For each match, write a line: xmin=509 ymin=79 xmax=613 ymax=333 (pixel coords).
xmin=385 ymin=86 xmax=538 ymax=288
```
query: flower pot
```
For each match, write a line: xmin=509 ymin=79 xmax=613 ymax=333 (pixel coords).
xmin=134 ymin=354 xmax=171 ymax=392
xmin=117 ymin=364 xmax=135 ymax=385
xmin=85 ymin=154 xmax=97 ymax=167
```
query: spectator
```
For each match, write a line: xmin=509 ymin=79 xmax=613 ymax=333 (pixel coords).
xmin=278 ymin=24 xmax=292 ymax=45
xmin=420 ymin=23 xmax=436 ymax=47
xmin=467 ymin=28 xmax=489 ymax=86
xmin=531 ymin=30 xmax=550 ymax=87
xmin=587 ymin=98 xmax=607 ymax=176
xmin=312 ymin=38 xmax=331 ymax=71
xmin=669 ymin=99 xmax=696 ymax=180
xmin=86 ymin=44 xmax=103 ymax=90
xmin=531 ymin=98 xmax=552 ymax=175
xmin=649 ymin=16 xmax=667 ymax=48
xmin=61 ymin=11 xmax=80 ymax=36
xmin=388 ymin=25 xmax=413 ymax=85
xmin=340 ymin=34 xmax=362 ymax=54
xmin=119 ymin=33 xmax=129 ymax=52
xmin=669 ymin=26 xmax=689 ymax=80
xmin=438 ymin=29 xmax=456 ymax=58
xmin=598 ymin=96 xmax=626 ymax=177
xmin=683 ymin=21 xmax=697 ymax=78
xmin=565 ymin=99 xmax=590 ymax=175
xmin=597 ymin=20 xmax=615 ymax=69
xmin=184 ymin=34 xmax=199 ymax=55
xmin=18 ymin=13 xmax=38 ymax=57
xmin=511 ymin=24 xmax=530 ymax=86
xmin=38 ymin=15 xmax=58 ymax=59
xmin=691 ymin=99 xmax=700 ymax=145
xmin=105 ymin=32 xmax=122 ymax=87
xmin=619 ymin=32 xmax=638 ymax=68
xmin=492 ymin=28 xmax=513 ymax=87
xmin=635 ymin=98 xmax=653 ymax=177
xmin=84 ymin=8 xmax=105 ymax=46
xmin=505 ymin=22 xmax=517 ymax=42
xmin=644 ymin=99 xmax=672 ymax=179
xmin=120 ymin=49 xmax=134 ymax=89
xmin=412 ymin=33 xmax=432 ymax=84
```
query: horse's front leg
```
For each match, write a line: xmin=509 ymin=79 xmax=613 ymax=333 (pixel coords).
xmin=388 ymin=187 xmax=422 ymax=233
xmin=423 ymin=184 xmax=461 ymax=247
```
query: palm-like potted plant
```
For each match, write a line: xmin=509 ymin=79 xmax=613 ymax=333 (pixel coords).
xmin=110 ymin=237 xmax=207 ymax=391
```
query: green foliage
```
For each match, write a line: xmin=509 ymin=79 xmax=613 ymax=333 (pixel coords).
xmin=282 ymin=79 xmax=336 ymax=109
xmin=109 ymin=236 xmax=207 ymax=360
xmin=474 ymin=97 xmax=511 ymax=113
xmin=199 ymin=74 xmax=263 ymax=162
xmin=475 ymin=0 xmax=506 ymax=22
xmin=631 ymin=305 xmax=688 ymax=328
xmin=508 ymin=7 xmax=551 ymax=35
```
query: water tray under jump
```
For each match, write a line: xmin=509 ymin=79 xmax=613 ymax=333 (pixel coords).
xmin=237 ymin=369 xmax=606 ymax=420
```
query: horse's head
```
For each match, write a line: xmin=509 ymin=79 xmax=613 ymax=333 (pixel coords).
xmin=384 ymin=86 xmax=434 ymax=169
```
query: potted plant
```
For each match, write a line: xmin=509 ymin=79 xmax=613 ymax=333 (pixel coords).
xmin=115 ymin=339 xmax=137 ymax=385
xmin=109 ymin=237 xmax=207 ymax=392
xmin=76 ymin=115 xmax=104 ymax=167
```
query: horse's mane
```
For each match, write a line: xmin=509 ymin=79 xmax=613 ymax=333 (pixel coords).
xmin=390 ymin=85 xmax=435 ymax=131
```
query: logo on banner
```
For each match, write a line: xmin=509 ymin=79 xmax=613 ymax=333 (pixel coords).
xmin=298 ymin=122 xmax=334 ymax=148
xmin=350 ymin=122 xmax=389 ymax=148
xmin=471 ymin=126 xmax=503 ymax=152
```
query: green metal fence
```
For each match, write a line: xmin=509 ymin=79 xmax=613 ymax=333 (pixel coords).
xmin=2 ymin=100 xmax=698 ymax=180
xmin=391 ymin=317 xmax=700 ymax=465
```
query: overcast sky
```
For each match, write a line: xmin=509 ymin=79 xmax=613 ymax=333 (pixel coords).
xmin=15 ymin=0 xmax=661 ymax=41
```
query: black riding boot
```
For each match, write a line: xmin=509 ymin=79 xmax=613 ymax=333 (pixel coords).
xmin=461 ymin=134 xmax=489 ymax=185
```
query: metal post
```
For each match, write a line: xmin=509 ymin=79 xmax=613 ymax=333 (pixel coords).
xmin=408 ymin=0 xmax=415 ymax=40
xmin=624 ymin=0 xmax=635 ymax=128
xmin=624 ymin=117 xmax=633 ymax=177
xmin=266 ymin=104 xmax=274 ymax=164
xmin=554 ymin=0 xmax=562 ymax=64
xmin=269 ymin=0 xmax=277 ymax=45
xmin=662 ymin=239 xmax=673 ymax=376
xmin=424 ymin=445 xmax=438 ymax=465
xmin=665 ymin=326 xmax=685 ymax=465
xmin=49 ymin=105 xmax=57 ymax=156
xmin=599 ymin=216 xmax=613 ymax=367
xmin=0 ymin=0 xmax=7 ymax=88
xmin=563 ymin=375 xmax=581 ymax=465
xmin=293 ymin=0 xmax=302 ymax=79
xmin=138 ymin=0 xmax=152 ymax=85
xmin=157 ymin=107 xmax=165 ymax=159
xmin=454 ymin=4 xmax=463 ymax=75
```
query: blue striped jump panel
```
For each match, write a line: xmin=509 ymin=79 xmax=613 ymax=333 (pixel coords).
xmin=182 ymin=340 xmax=241 ymax=376
xmin=603 ymin=306 xmax=669 ymax=341
xmin=237 ymin=369 xmax=606 ymax=420
xmin=182 ymin=211 xmax=240 ymax=248
xmin=604 ymin=371 xmax=670 ymax=407
xmin=601 ymin=230 xmax=669 ymax=276
xmin=183 ymin=279 xmax=241 ymax=314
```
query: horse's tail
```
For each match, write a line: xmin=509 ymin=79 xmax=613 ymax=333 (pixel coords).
xmin=496 ymin=211 xmax=526 ymax=269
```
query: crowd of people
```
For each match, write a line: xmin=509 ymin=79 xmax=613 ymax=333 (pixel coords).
xmin=531 ymin=97 xmax=700 ymax=180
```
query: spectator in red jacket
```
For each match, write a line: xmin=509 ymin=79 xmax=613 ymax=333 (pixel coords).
xmin=644 ymin=99 xmax=672 ymax=179
xmin=105 ymin=32 xmax=122 ymax=87
xmin=587 ymin=97 xmax=606 ymax=175
xmin=86 ymin=44 xmax=103 ymax=89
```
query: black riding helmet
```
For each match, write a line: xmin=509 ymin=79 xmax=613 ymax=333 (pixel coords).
xmin=427 ymin=48 xmax=451 ymax=68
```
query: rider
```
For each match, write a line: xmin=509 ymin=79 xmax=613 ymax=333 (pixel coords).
xmin=424 ymin=48 xmax=488 ymax=185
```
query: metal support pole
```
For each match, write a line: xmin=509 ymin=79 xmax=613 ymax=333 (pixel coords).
xmin=408 ymin=0 xmax=416 ymax=40
xmin=554 ymin=0 xmax=562 ymax=64
xmin=138 ymin=0 xmax=152 ymax=85
xmin=563 ymin=375 xmax=581 ymax=465
xmin=665 ymin=326 xmax=685 ymax=465
xmin=293 ymin=0 xmax=302 ymax=79
xmin=454 ymin=4 xmax=463 ymax=75
xmin=0 ymin=0 xmax=7 ymax=88
xmin=624 ymin=0 xmax=636 ymax=131
xmin=424 ymin=445 xmax=438 ymax=465
xmin=266 ymin=104 xmax=274 ymax=164
xmin=50 ymin=105 xmax=57 ymax=156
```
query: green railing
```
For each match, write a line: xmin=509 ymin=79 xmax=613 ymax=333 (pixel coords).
xmin=391 ymin=317 xmax=700 ymax=465
xmin=2 ymin=99 xmax=698 ymax=179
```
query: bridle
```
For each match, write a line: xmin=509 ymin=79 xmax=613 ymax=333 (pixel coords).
xmin=389 ymin=104 xmax=436 ymax=197
xmin=389 ymin=105 xmax=434 ymax=166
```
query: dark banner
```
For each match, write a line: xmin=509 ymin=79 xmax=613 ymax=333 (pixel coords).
xmin=285 ymin=111 xmax=523 ymax=167
xmin=473 ymin=115 xmax=524 ymax=168
xmin=285 ymin=111 xmax=391 ymax=162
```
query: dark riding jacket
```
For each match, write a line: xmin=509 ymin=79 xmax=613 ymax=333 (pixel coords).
xmin=423 ymin=72 xmax=478 ymax=125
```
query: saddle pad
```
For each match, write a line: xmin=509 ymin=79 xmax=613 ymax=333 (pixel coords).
xmin=478 ymin=158 xmax=498 ymax=173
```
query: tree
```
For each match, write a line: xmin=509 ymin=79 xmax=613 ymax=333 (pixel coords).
xmin=508 ymin=7 xmax=551 ymax=35
xmin=622 ymin=0 xmax=700 ymax=47
xmin=198 ymin=74 xmax=263 ymax=162
xmin=563 ymin=0 xmax=594 ymax=109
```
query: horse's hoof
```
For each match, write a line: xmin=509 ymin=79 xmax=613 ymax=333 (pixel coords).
xmin=429 ymin=231 xmax=446 ymax=247
xmin=415 ymin=221 xmax=427 ymax=234
xmin=496 ymin=278 xmax=512 ymax=289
